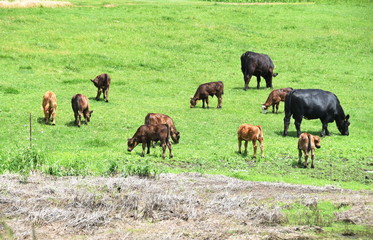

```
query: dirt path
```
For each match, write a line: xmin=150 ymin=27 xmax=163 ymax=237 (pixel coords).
xmin=0 ymin=173 xmax=371 ymax=239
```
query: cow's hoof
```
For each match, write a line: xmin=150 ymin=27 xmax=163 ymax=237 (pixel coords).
xmin=105 ymin=100 xmax=109 ymax=103
xmin=52 ymin=123 xmax=55 ymax=126
xmin=311 ymin=165 xmax=315 ymax=169
xmin=170 ymin=155 xmax=173 ymax=159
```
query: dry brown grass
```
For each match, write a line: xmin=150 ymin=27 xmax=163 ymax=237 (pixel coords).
xmin=0 ymin=173 xmax=371 ymax=239
xmin=0 ymin=0 xmax=72 ymax=8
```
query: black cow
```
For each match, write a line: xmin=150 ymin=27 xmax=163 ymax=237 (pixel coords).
xmin=240 ymin=51 xmax=278 ymax=90
xmin=283 ymin=89 xmax=350 ymax=137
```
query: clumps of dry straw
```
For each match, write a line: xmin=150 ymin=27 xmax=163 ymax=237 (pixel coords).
xmin=0 ymin=0 xmax=72 ymax=8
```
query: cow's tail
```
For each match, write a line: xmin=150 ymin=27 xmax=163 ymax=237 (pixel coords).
xmin=144 ymin=113 xmax=150 ymax=124
xmin=257 ymin=125 xmax=263 ymax=139
xmin=307 ymin=134 xmax=312 ymax=152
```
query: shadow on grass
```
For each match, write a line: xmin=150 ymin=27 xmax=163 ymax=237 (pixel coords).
xmin=65 ymin=121 xmax=77 ymax=127
xmin=275 ymin=130 xmax=322 ymax=138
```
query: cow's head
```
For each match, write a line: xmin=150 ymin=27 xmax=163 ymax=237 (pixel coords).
xmin=127 ymin=138 xmax=138 ymax=152
xmin=190 ymin=98 xmax=197 ymax=108
xmin=338 ymin=114 xmax=350 ymax=136
xmin=84 ymin=110 xmax=93 ymax=122
xmin=90 ymin=78 xmax=99 ymax=87
xmin=313 ymin=135 xmax=321 ymax=149
xmin=171 ymin=131 xmax=180 ymax=144
xmin=261 ymin=105 xmax=268 ymax=114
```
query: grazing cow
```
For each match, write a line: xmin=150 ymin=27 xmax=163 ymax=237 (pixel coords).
xmin=71 ymin=94 xmax=93 ymax=127
xmin=91 ymin=73 xmax=111 ymax=102
xmin=190 ymin=81 xmax=224 ymax=108
xmin=240 ymin=51 xmax=278 ymax=90
xmin=42 ymin=91 xmax=57 ymax=125
xmin=283 ymin=89 xmax=350 ymax=137
xmin=262 ymin=87 xmax=293 ymax=114
xmin=145 ymin=113 xmax=180 ymax=144
xmin=237 ymin=124 xmax=264 ymax=158
xmin=127 ymin=124 xmax=173 ymax=159
xmin=298 ymin=133 xmax=321 ymax=168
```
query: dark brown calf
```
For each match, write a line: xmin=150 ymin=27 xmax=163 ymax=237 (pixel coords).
xmin=127 ymin=124 xmax=173 ymax=159
xmin=262 ymin=88 xmax=293 ymax=114
xmin=42 ymin=91 xmax=57 ymax=125
xmin=145 ymin=113 xmax=180 ymax=144
xmin=71 ymin=94 xmax=93 ymax=127
xmin=298 ymin=133 xmax=321 ymax=168
xmin=237 ymin=124 xmax=264 ymax=158
xmin=91 ymin=73 xmax=111 ymax=102
xmin=190 ymin=81 xmax=224 ymax=109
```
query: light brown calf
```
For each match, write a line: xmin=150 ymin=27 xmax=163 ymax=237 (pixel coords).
xmin=42 ymin=91 xmax=57 ymax=125
xmin=237 ymin=124 xmax=264 ymax=158
xmin=298 ymin=133 xmax=321 ymax=168
xmin=262 ymin=87 xmax=293 ymax=114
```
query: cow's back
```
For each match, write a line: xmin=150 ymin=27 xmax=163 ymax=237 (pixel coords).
xmin=145 ymin=113 xmax=174 ymax=127
xmin=242 ymin=51 xmax=274 ymax=73
xmin=238 ymin=124 xmax=261 ymax=141
xmin=72 ymin=94 xmax=89 ymax=112
xmin=43 ymin=91 xmax=57 ymax=108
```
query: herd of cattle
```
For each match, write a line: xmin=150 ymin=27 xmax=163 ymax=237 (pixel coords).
xmin=41 ymin=51 xmax=351 ymax=168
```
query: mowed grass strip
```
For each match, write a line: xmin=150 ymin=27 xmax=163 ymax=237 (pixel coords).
xmin=0 ymin=0 xmax=372 ymax=189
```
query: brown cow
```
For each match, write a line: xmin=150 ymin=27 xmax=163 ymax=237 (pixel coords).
xmin=298 ymin=133 xmax=321 ymax=168
xmin=190 ymin=81 xmax=224 ymax=109
xmin=71 ymin=94 xmax=93 ymax=127
xmin=91 ymin=73 xmax=111 ymax=102
xmin=145 ymin=113 xmax=180 ymax=144
xmin=42 ymin=91 xmax=57 ymax=125
xmin=237 ymin=124 xmax=264 ymax=158
xmin=127 ymin=124 xmax=173 ymax=159
xmin=262 ymin=87 xmax=293 ymax=114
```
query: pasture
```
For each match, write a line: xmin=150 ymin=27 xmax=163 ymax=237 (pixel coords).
xmin=0 ymin=0 xmax=372 ymax=191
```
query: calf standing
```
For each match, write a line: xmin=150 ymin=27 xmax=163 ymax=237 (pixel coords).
xmin=127 ymin=124 xmax=173 ymax=159
xmin=91 ymin=73 xmax=111 ymax=102
xmin=71 ymin=94 xmax=93 ymax=127
xmin=298 ymin=133 xmax=321 ymax=168
xmin=42 ymin=91 xmax=57 ymax=125
xmin=190 ymin=81 xmax=224 ymax=108
xmin=262 ymin=88 xmax=293 ymax=114
xmin=145 ymin=113 xmax=180 ymax=144
xmin=237 ymin=124 xmax=264 ymax=158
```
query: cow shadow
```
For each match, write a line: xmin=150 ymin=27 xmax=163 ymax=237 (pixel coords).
xmin=275 ymin=130 xmax=322 ymax=138
xmin=37 ymin=117 xmax=46 ymax=124
xmin=232 ymin=87 xmax=269 ymax=90
xmin=65 ymin=121 xmax=77 ymax=127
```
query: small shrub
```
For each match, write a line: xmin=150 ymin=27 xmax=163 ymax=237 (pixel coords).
xmin=124 ymin=161 xmax=161 ymax=178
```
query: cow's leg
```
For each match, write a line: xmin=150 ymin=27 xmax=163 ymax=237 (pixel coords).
xmin=141 ymin=143 xmax=146 ymax=157
xmin=244 ymin=74 xmax=252 ymax=91
xmin=298 ymin=149 xmax=303 ymax=165
xmin=95 ymin=89 xmax=102 ymax=101
xmin=304 ymin=151 xmax=309 ymax=168
xmin=146 ymin=142 xmax=151 ymax=154
xmin=167 ymin=141 xmax=173 ymax=158
xmin=275 ymin=103 xmax=279 ymax=114
xmin=310 ymin=148 xmax=315 ymax=168
xmin=238 ymin=139 xmax=242 ymax=154
xmin=161 ymin=141 xmax=166 ymax=159
xmin=265 ymin=76 xmax=273 ymax=89
xmin=294 ymin=118 xmax=302 ymax=137
xmin=104 ymin=87 xmax=109 ymax=102
xmin=258 ymin=139 xmax=264 ymax=158
xmin=44 ymin=110 xmax=49 ymax=124
xmin=75 ymin=112 xmax=81 ymax=127
xmin=206 ymin=97 xmax=210 ymax=109
xmin=256 ymin=76 xmax=261 ymax=89
xmin=202 ymin=99 xmax=205 ymax=108
xmin=321 ymin=121 xmax=329 ymax=137
xmin=252 ymin=140 xmax=257 ymax=158
xmin=217 ymin=94 xmax=222 ymax=108
xmin=51 ymin=110 xmax=56 ymax=125
xmin=244 ymin=141 xmax=248 ymax=154
xmin=272 ymin=104 xmax=275 ymax=113
xmin=283 ymin=114 xmax=291 ymax=136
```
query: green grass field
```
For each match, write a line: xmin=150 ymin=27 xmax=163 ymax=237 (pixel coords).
xmin=0 ymin=0 xmax=372 ymax=190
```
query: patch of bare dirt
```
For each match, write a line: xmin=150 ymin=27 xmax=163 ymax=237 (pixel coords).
xmin=0 ymin=173 xmax=371 ymax=239
xmin=0 ymin=0 xmax=72 ymax=8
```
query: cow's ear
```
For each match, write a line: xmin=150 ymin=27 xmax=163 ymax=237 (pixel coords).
xmin=345 ymin=114 xmax=350 ymax=120
xmin=91 ymin=79 xmax=95 ymax=82
xmin=90 ymin=110 xmax=94 ymax=114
